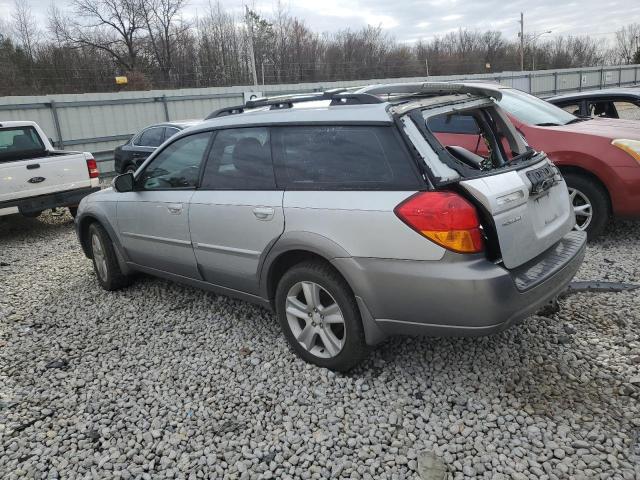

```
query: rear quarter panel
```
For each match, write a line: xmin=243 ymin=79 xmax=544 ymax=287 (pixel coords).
xmin=282 ymin=191 xmax=447 ymax=260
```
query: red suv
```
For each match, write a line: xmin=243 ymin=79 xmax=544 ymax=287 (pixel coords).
xmin=429 ymin=84 xmax=640 ymax=239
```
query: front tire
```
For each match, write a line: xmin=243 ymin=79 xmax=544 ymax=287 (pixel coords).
xmin=88 ymin=223 xmax=130 ymax=290
xmin=563 ymin=173 xmax=609 ymax=240
xmin=275 ymin=261 xmax=368 ymax=371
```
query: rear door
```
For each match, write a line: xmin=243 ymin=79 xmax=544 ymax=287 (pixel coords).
xmin=116 ymin=131 xmax=212 ymax=277
xmin=0 ymin=125 xmax=91 ymax=202
xmin=189 ymin=127 xmax=284 ymax=294
xmin=131 ymin=126 xmax=165 ymax=167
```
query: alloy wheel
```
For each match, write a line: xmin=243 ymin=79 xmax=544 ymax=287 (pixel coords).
xmin=285 ymin=281 xmax=346 ymax=358
xmin=91 ymin=233 xmax=108 ymax=281
xmin=568 ymin=187 xmax=593 ymax=231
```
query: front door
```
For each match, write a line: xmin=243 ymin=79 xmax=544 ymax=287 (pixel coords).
xmin=189 ymin=127 xmax=284 ymax=294
xmin=117 ymin=131 xmax=212 ymax=278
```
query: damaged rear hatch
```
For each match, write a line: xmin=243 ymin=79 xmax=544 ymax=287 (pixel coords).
xmin=387 ymin=86 xmax=575 ymax=269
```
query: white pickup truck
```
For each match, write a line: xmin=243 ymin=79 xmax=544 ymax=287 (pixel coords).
xmin=0 ymin=121 xmax=100 ymax=218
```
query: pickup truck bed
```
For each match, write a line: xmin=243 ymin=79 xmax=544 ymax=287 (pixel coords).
xmin=0 ymin=121 xmax=100 ymax=217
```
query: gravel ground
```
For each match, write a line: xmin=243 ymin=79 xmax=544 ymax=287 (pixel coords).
xmin=1 ymin=212 xmax=639 ymax=480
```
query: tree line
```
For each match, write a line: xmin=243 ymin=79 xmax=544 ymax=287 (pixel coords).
xmin=1 ymin=0 xmax=639 ymax=96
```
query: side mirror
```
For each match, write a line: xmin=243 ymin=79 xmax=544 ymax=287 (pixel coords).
xmin=112 ymin=173 xmax=134 ymax=192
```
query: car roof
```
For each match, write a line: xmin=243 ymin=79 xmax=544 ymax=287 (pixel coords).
xmin=547 ymin=87 xmax=640 ymax=103
xmin=192 ymin=85 xmax=501 ymax=133
xmin=0 ymin=120 xmax=38 ymax=128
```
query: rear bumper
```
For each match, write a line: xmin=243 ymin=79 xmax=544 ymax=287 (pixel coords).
xmin=0 ymin=187 xmax=101 ymax=216
xmin=334 ymin=230 xmax=586 ymax=344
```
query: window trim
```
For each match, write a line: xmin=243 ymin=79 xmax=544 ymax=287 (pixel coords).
xmin=135 ymin=131 xmax=214 ymax=191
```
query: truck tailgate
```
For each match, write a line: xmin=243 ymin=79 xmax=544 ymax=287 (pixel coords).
xmin=0 ymin=152 xmax=92 ymax=203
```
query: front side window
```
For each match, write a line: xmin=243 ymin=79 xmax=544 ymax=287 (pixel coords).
xmin=137 ymin=127 xmax=165 ymax=147
xmin=273 ymin=126 xmax=420 ymax=190
xmin=201 ymin=127 xmax=274 ymax=190
xmin=139 ymin=132 xmax=211 ymax=190
xmin=498 ymin=89 xmax=576 ymax=126
xmin=0 ymin=126 xmax=45 ymax=162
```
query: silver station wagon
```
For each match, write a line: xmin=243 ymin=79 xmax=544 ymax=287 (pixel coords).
xmin=75 ymin=83 xmax=586 ymax=371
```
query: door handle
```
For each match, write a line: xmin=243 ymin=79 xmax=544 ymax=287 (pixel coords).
xmin=253 ymin=206 xmax=274 ymax=220
xmin=27 ymin=163 xmax=40 ymax=170
xmin=167 ymin=203 xmax=183 ymax=215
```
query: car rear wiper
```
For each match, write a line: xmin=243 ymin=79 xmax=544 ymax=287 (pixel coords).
xmin=510 ymin=147 xmax=536 ymax=164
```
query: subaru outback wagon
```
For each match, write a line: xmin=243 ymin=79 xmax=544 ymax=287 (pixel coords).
xmin=75 ymin=83 xmax=586 ymax=371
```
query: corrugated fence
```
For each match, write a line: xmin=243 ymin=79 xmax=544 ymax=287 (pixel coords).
xmin=1 ymin=64 xmax=639 ymax=173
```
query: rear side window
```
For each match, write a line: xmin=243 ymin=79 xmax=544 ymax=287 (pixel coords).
xmin=427 ymin=114 xmax=480 ymax=134
xmin=272 ymin=126 xmax=420 ymax=190
xmin=137 ymin=127 xmax=165 ymax=147
xmin=0 ymin=126 xmax=46 ymax=163
xmin=201 ymin=127 xmax=275 ymax=190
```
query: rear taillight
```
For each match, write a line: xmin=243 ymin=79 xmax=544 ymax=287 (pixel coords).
xmin=86 ymin=157 xmax=99 ymax=179
xmin=395 ymin=191 xmax=484 ymax=254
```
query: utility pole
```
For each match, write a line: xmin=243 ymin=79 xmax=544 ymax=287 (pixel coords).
xmin=519 ymin=12 xmax=524 ymax=71
xmin=245 ymin=6 xmax=259 ymax=86
xmin=425 ymin=57 xmax=429 ymax=78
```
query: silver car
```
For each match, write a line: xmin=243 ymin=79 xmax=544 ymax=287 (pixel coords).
xmin=75 ymin=83 xmax=586 ymax=371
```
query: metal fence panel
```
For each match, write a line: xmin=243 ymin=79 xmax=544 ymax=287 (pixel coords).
xmin=1 ymin=64 xmax=638 ymax=171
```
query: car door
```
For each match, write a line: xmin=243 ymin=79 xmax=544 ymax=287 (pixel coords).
xmin=116 ymin=131 xmax=212 ymax=278
xmin=189 ymin=127 xmax=284 ymax=294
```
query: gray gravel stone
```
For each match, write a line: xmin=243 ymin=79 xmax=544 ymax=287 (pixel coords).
xmin=1 ymin=213 xmax=639 ymax=480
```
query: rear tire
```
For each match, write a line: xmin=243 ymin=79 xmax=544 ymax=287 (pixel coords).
xmin=275 ymin=260 xmax=368 ymax=371
xmin=563 ymin=172 xmax=609 ymax=241
xmin=88 ymin=222 xmax=130 ymax=291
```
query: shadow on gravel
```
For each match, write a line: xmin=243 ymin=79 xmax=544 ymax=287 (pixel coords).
xmin=0 ymin=212 xmax=75 ymax=242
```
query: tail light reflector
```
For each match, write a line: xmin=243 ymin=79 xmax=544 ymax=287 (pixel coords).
xmin=395 ymin=191 xmax=484 ymax=253
xmin=86 ymin=157 xmax=99 ymax=179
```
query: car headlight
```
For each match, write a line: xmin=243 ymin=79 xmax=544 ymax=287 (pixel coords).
xmin=611 ymin=139 xmax=640 ymax=164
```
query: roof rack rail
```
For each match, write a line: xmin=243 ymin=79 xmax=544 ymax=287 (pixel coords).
xmin=355 ymin=82 xmax=502 ymax=101
xmin=204 ymin=89 xmax=384 ymax=119
xmin=205 ymin=105 xmax=246 ymax=120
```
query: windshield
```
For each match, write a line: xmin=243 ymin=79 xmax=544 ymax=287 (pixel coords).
xmin=498 ymin=89 xmax=577 ymax=126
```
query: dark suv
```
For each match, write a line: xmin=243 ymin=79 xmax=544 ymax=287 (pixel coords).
xmin=114 ymin=120 xmax=200 ymax=174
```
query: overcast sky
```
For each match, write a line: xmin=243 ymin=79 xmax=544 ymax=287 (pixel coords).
xmin=4 ymin=0 xmax=640 ymax=44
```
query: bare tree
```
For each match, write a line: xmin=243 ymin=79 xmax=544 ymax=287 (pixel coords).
xmin=49 ymin=0 xmax=145 ymax=72
xmin=11 ymin=0 xmax=40 ymax=61
xmin=141 ymin=0 xmax=188 ymax=85
xmin=615 ymin=23 xmax=640 ymax=64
